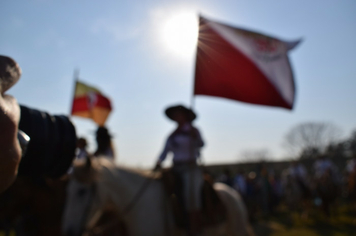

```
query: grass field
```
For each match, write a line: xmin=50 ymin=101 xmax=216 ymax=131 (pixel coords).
xmin=252 ymin=204 xmax=356 ymax=236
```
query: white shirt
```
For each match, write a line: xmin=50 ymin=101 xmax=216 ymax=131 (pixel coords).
xmin=158 ymin=123 xmax=204 ymax=164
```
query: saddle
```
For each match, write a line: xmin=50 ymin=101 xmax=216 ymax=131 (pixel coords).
xmin=161 ymin=168 xmax=226 ymax=229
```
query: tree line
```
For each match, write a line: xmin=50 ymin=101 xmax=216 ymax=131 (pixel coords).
xmin=283 ymin=122 xmax=356 ymax=160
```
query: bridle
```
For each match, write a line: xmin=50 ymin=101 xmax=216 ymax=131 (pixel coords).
xmin=79 ymin=183 xmax=97 ymax=235
xmin=82 ymin=172 xmax=156 ymax=236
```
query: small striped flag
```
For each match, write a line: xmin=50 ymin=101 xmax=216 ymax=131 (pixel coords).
xmin=71 ymin=80 xmax=112 ymax=125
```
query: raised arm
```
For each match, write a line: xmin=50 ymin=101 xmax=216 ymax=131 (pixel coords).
xmin=157 ymin=137 xmax=171 ymax=164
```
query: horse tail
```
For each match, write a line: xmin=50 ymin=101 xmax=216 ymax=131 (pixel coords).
xmin=214 ymin=183 xmax=255 ymax=236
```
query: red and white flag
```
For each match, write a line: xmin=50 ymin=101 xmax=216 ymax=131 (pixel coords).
xmin=71 ymin=80 xmax=112 ymax=125
xmin=194 ymin=16 xmax=301 ymax=109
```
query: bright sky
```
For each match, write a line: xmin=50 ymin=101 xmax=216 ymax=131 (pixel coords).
xmin=1 ymin=0 xmax=355 ymax=168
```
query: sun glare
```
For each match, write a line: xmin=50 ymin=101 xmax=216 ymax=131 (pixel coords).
xmin=161 ymin=12 xmax=199 ymax=59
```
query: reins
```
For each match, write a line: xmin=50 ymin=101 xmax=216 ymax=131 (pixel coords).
xmin=84 ymin=170 xmax=157 ymax=236
xmin=81 ymin=183 xmax=98 ymax=235
xmin=121 ymin=173 xmax=155 ymax=215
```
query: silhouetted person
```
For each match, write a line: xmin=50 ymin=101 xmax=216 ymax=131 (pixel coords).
xmin=347 ymin=155 xmax=356 ymax=201
xmin=314 ymin=155 xmax=339 ymax=216
xmin=259 ymin=165 xmax=272 ymax=216
xmin=75 ymin=137 xmax=89 ymax=160
xmin=289 ymin=161 xmax=311 ymax=199
xmin=233 ymin=170 xmax=247 ymax=200
xmin=155 ymin=104 xmax=204 ymax=235
xmin=347 ymin=155 xmax=356 ymax=174
xmin=218 ymin=168 xmax=233 ymax=187
xmin=94 ymin=126 xmax=115 ymax=160
xmin=314 ymin=155 xmax=338 ymax=182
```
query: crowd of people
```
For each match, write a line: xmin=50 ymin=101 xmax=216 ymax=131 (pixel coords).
xmin=216 ymin=155 xmax=356 ymax=219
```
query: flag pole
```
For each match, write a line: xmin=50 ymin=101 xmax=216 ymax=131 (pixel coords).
xmin=188 ymin=14 xmax=201 ymax=222
xmin=190 ymin=89 xmax=195 ymax=109
xmin=190 ymin=53 xmax=196 ymax=109
xmin=70 ymin=68 xmax=79 ymax=116
xmin=190 ymin=15 xmax=200 ymax=110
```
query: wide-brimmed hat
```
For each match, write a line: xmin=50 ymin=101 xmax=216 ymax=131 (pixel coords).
xmin=165 ymin=104 xmax=196 ymax=122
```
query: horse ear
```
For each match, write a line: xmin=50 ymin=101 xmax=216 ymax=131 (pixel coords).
xmin=85 ymin=157 xmax=92 ymax=168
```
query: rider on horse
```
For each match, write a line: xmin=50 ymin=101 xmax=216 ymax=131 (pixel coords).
xmin=94 ymin=126 xmax=116 ymax=160
xmin=155 ymin=104 xmax=204 ymax=235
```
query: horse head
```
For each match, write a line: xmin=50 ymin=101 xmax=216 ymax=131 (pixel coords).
xmin=62 ymin=157 xmax=101 ymax=236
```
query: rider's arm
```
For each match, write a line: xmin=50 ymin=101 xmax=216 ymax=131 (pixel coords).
xmin=156 ymin=136 xmax=172 ymax=165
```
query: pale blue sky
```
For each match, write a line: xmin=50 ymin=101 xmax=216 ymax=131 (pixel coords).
xmin=1 ymin=0 xmax=356 ymax=167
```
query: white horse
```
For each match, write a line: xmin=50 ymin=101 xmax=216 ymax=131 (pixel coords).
xmin=62 ymin=157 xmax=254 ymax=236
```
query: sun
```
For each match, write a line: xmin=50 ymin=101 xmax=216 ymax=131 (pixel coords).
xmin=160 ymin=12 xmax=199 ymax=59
